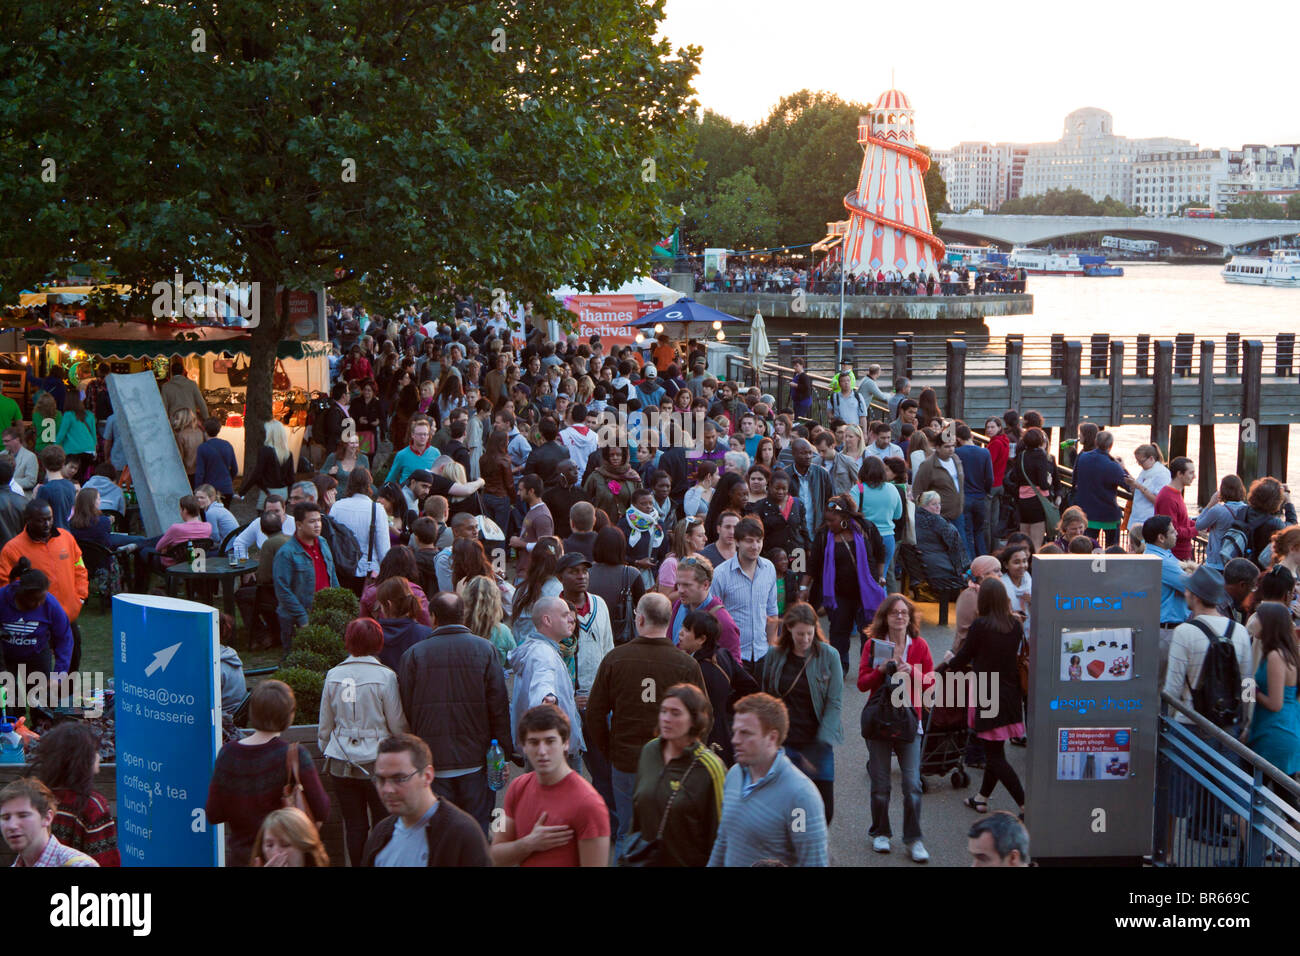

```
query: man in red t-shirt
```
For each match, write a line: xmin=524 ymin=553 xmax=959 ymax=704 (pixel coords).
xmin=491 ymin=704 xmax=609 ymax=867
xmin=1154 ymin=457 xmax=1197 ymax=561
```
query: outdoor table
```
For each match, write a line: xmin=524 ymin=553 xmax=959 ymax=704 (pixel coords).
xmin=164 ymin=555 xmax=259 ymax=620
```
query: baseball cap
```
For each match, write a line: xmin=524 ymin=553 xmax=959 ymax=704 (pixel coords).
xmin=557 ymin=553 xmax=593 ymax=571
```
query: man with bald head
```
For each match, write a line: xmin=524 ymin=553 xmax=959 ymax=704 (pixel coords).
xmin=782 ymin=437 xmax=831 ymax=543
xmin=585 ymin=592 xmax=706 ymax=853
xmin=396 ymin=590 xmax=515 ymax=834
xmin=508 ymin=595 xmax=585 ymax=764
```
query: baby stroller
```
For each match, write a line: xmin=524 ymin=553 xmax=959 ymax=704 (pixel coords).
xmin=919 ymin=702 xmax=971 ymax=793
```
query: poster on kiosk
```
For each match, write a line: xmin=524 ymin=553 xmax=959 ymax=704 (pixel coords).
xmin=1025 ymin=553 xmax=1162 ymax=862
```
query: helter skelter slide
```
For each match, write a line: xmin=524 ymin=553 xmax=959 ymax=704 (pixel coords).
xmin=841 ymin=87 xmax=945 ymax=280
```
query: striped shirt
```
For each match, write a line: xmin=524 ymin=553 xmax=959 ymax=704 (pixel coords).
xmin=707 ymin=751 xmax=828 ymax=867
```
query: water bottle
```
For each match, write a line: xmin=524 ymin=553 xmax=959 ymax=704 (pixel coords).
xmin=0 ymin=721 xmax=23 ymax=765
xmin=486 ymin=739 xmax=506 ymax=791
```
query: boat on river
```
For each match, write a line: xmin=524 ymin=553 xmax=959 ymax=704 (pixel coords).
xmin=1222 ymin=249 xmax=1300 ymax=287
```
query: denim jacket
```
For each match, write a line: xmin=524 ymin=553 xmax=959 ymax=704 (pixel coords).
xmin=273 ymin=534 xmax=339 ymax=627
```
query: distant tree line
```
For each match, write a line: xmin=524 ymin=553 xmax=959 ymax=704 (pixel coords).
xmin=671 ymin=91 xmax=946 ymax=251
xmin=996 ymin=188 xmax=1143 ymax=217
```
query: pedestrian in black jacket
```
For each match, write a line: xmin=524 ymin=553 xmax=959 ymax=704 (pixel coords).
xmin=396 ymin=592 xmax=515 ymax=835
xmin=361 ymin=734 xmax=491 ymax=867
xmin=677 ymin=609 xmax=758 ymax=766
xmin=523 ymin=417 xmax=571 ymax=489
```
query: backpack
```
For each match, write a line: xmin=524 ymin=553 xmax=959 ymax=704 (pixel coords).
xmin=1188 ymin=619 xmax=1243 ymax=728
xmin=323 ymin=514 xmax=362 ymax=575
xmin=1218 ymin=510 xmax=1275 ymax=568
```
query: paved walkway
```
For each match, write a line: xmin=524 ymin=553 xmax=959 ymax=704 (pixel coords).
xmin=826 ymin=601 xmax=1028 ymax=867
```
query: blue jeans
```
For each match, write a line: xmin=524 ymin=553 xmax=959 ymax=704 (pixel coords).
xmin=880 ymin=532 xmax=897 ymax=592
xmin=867 ymin=734 xmax=923 ymax=843
xmin=962 ymin=497 xmax=988 ymax=560
xmin=610 ymin=767 xmax=638 ymax=855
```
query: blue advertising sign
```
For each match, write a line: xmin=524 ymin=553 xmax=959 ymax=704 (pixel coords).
xmin=113 ymin=594 xmax=222 ymax=867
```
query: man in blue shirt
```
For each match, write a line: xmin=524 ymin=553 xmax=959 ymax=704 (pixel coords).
xmin=953 ymin=422 xmax=994 ymax=559
xmin=1142 ymin=515 xmax=1189 ymax=683
xmin=708 ymin=518 xmax=779 ymax=669
xmin=194 ymin=418 xmax=238 ymax=502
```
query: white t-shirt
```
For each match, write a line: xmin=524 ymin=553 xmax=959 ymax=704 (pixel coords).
xmin=1130 ymin=462 xmax=1171 ymax=529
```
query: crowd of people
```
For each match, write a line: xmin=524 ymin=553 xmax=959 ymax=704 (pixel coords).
xmin=4 ymin=295 xmax=1298 ymax=869
xmin=652 ymin=261 xmax=1028 ymax=297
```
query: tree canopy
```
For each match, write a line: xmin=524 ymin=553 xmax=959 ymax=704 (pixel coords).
xmin=0 ymin=0 xmax=700 ymax=465
xmin=680 ymin=91 xmax=948 ymax=249
xmin=998 ymin=188 xmax=1143 ymax=217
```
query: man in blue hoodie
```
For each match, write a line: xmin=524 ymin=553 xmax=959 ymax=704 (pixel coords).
xmin=0 ymin=568 xmax=74 ymax=679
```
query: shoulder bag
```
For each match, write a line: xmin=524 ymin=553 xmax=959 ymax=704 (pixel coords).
xmin=618 ymin=754 xmax=698 ymax=867
xmin=227 ymin=354 xmax=250 ymax=386
xmin=614 ymin=571 xmax=637 ymax=645
xmin=859 ymin=657 xmax=917 ymax=743
xmin=282 ymin=743 xmax=318 ymax=829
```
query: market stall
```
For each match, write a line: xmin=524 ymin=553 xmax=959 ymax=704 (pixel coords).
xmin=22 ymin=324 xmax=330 ymax=469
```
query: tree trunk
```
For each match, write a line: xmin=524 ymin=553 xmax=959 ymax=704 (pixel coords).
xmin=242 ymin=276 xmax=284 ymax=476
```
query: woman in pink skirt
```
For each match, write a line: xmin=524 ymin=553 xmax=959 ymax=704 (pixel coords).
xmin=937 ymin=577 xmax=1026 ymax=819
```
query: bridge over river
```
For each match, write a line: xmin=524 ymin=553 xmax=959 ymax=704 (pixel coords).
xmin=939 ymin=213 xmax=1298 ymax=253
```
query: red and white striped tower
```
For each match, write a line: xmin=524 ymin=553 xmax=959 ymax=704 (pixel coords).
xmin=842 ymin=88 xmax=944 ymax=279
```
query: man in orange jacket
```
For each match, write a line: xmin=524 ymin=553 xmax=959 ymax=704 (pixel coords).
xmin=0 ymin=499 xmax=89 ymax=669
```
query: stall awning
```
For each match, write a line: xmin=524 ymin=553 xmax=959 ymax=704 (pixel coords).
xmin=22 ymin=325 xmax=318 ymax=360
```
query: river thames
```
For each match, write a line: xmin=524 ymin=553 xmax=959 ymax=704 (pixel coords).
xmin=984 ymin=261 xmax=1299 ymax=490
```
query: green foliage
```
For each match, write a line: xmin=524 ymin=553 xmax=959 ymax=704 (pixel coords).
xmin=293 ymin=624 xmax=345 ymax=665
xmin=999 ymin=188 xmax=1141 ymax=217
xmin=686 ymin=167 xmax=780 ymax=250
xmin=0 ymin=0 xmax=700 ymax=466
xmin=312 ymin=587 xmax=360 ymax=619
xmin=283 ymin=649 xmax=332 ymax=674
xmin=272 ymin=668 xmax=325 ymax=726
xmin=1288 ymin=194 xmax=1300 ymax=220
xmin=309 ymin=608 xmax=353 ymax=636
xmin=918 ymin=145 xmax=946 ymax=232
xmin=680 ymin=91 xmax=951 ymax=248
xmin=1226 ymin=192 xmax=1289 ymax=219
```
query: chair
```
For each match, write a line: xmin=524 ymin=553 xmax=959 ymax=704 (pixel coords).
xmin=220 ymin=523 xmax=250 ymax=554
xmin=162 ymin=538 xmax=217 ymax=597
xmin=79 ymin=540 xmax=122 ymax=613
xmin=102 ymin=509 xmax=124 ymax=529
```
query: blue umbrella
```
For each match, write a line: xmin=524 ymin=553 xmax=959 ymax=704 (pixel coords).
xmin=630 ymin=297 xmax=745 ymax=328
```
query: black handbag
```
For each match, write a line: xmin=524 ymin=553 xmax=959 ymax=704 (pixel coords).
xmin=618 ymin=754 xmax=698 ymax=867
xmin=859 ymin=661 xmax=917 ymax=743
xmin=227 ymin=354 xmax=250 ymax=386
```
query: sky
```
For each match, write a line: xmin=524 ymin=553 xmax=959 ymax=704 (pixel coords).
xmin=657 ymin=0 xmax=1300 ymax=150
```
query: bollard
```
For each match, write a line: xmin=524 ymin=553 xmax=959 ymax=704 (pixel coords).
xmin=1174 ymin=333 xmax=1194 ymax=379
xmin=1006 ymin=337 xmax=1024 ymax=412
xmin=945 ymin=340 xmax=967 ymax=422
xmin=1238 ymin=339 xmax=1262 ymax=484
xmin=1152 ymin=340 xmax=1173 ymax=458
xmin=1063 ymin=341 xmax=1082 ymax=440
xmin=1136 ymin=334 xmax=1150 ymax=379
xmin=1090 ymin=333 xmax=1109 ymax=379
xmin=1277 ymin=333 xmax=1295 ymax=378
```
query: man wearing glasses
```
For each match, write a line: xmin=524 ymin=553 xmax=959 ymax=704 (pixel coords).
xmin=361 ymin=734 xmax=490 ymax=867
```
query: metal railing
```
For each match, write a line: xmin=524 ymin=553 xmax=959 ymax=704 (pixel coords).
xmin=726 ymin=332 xmax=1300 ymax=381
xmin=1154 ymin=693 xmax=1300 ymax=866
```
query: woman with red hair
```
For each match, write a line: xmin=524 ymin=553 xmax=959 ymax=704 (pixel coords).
xmin=319 ymin=618 xmax=409 ymax=866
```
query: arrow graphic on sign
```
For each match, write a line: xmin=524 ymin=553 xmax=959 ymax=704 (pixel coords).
xmin=144 ymin=642 xmax=183 ymax=677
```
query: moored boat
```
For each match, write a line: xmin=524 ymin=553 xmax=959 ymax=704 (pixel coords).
xmin=1222 ymin=249 xmax=1300 ymax=287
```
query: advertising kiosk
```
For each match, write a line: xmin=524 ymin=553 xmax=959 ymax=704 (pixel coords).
xmin=1025 ymin=553 xmax=1163 ymax=863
